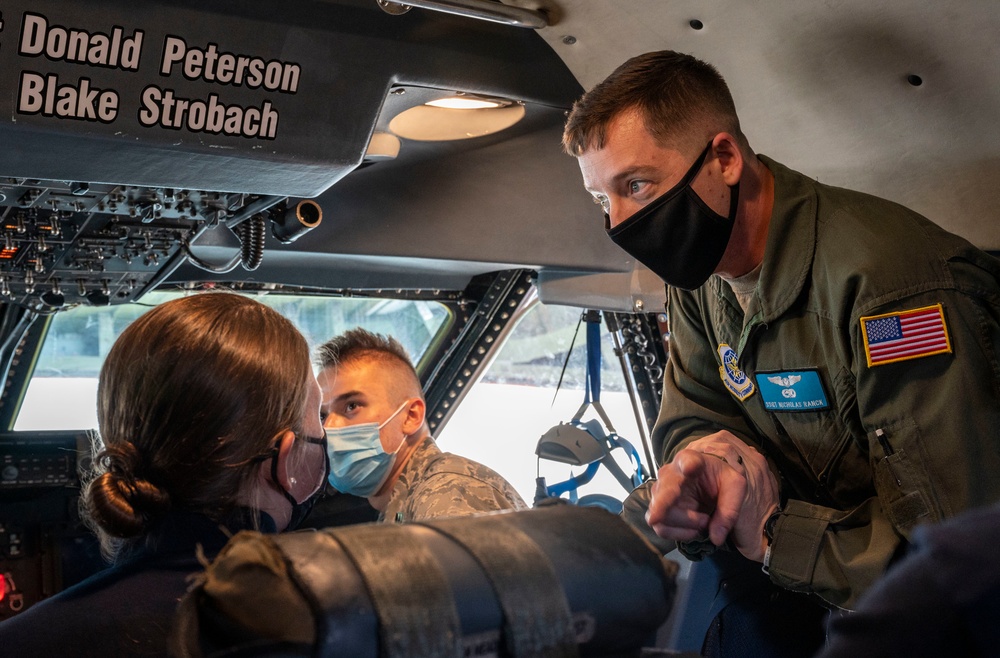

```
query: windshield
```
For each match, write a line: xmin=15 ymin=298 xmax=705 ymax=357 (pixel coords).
xmin=14 ymin=290 xmax=453 ymax=431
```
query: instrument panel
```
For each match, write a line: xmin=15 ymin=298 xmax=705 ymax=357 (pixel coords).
xmin=0 ymin=179 xmax=230 ymax=310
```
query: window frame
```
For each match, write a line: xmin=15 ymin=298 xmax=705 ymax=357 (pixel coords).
xmin=7 ymin=286 xmax=463 ymax=432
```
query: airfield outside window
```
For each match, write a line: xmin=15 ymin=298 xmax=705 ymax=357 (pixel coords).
xmin=14 ymin=292 xmax=451 ymax=431
xmin=436 ymin=302 xmax=646 ymax=505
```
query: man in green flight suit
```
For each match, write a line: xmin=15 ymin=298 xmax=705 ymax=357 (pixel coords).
xmin=563 ymin=50 xmax=1000 ymax=655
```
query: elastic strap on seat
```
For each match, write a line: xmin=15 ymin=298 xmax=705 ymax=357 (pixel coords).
xmin=423 ymin=515 xmax=579 ymax=658
xmin=331 ymin=524 xmax=462 ymax=658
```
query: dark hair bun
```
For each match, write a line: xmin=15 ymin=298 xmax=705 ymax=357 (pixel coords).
xmin=88 ymin=445 xmax=172 ymax=537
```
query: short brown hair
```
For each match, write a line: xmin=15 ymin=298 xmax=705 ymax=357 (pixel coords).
xmin=316 ymin=328 xmax=421 ymax=396
xmin=85 ymin=292 xmax=311 ymax=560
xmin=563 ymin=50 xmax=747 ymax=157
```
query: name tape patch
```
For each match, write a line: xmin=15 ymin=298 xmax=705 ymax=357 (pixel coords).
xmin=754 ymin=370 xmax=829 ymax=411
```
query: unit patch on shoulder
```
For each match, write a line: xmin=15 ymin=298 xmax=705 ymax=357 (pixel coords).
xmin=860 ymin=303 xmax=952 ymax=368
xmin=717 ymin=343 xmax=755 ymax=401
xmin=754 ymin=370 xmax=829 ymax=411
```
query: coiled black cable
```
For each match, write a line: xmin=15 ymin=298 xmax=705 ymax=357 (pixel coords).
xmin=239 ymin=213 xmax=266 ymax=271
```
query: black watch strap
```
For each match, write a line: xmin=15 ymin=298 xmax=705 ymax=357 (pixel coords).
xmin=764 ymin=508 xmax=782 ymax=543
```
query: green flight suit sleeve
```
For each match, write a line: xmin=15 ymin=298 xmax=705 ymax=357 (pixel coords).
xmin=768 ymin=259 xmax=1000 ymax=608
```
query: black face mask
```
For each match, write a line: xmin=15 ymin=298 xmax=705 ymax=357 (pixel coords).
xmin=606 ymin=141 xmax=739 ymax=291
xmin=267 ymin=434 xmax=329 ymax=531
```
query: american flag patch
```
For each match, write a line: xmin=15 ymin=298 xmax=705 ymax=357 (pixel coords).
xmin=860 ymin=304 xmax=952 ymax=367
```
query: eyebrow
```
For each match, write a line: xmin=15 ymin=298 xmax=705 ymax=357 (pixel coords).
xmin=586 ymin=165 xmax=661 ymax=195
xmin=329 ymin=390 xmax=364 ymax=406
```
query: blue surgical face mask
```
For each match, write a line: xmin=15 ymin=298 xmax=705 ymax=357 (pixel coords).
xmin=325 ymin=401 xmax=410 ymax=497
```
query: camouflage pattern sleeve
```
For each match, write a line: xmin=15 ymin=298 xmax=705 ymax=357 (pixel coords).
xmin=399 ymin=471 xmax=528 ymax=521
xmin=383 ymin=440 xmax=528 ymax=523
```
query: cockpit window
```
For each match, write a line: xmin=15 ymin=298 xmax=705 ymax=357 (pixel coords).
xmin=436 ymin=301 xmax=646 ymax=505
xmin=14 ymin=291 xmax=451 ymax=430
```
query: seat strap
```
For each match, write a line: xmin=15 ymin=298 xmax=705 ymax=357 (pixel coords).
xmin=423 ymin=515 xmax=579 ymax=658
xmin=331 ymin=524 xmax=462 ymax=658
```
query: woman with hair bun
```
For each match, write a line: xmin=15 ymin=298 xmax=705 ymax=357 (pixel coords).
xmin=0 ymin=292 xmax=328 ymax=656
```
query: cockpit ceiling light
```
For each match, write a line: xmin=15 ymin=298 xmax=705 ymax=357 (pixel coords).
xmin=365 ymin=131 xmax=401 ymax=160
xmin=388 ymin=103 xmax=526 ymax=141
xmin=426 ymin=97 xmax=504 ymax=109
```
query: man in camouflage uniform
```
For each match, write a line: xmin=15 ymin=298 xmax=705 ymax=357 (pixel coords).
xmin=317 ymin=328 xmax=526 ymax=522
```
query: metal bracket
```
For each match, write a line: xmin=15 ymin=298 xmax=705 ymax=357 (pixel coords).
xmin=375 ymin=0 xmax=549 ymax=28
xmin=605 ymin=311 xmax=666 ymax=468
xmin=423 ymin=269 xmax=535 ymax=433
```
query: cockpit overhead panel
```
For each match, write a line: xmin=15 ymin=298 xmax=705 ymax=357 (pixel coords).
xmin=0 ymin=0 xmax=584 ymax=310
xmin=0 ymin=0 xmax=576 ymax=196
xmin=0 ymin=179 xmax=257 ymax=310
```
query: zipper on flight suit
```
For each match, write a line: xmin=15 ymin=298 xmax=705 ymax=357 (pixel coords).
xmin=733 ymin=310 xmax=842 ymax=501
xmin=763 ymin=408 xmax=853 ymax=507
xmin=814 ymin=429 xmax=855 ymax=500
xmin=736 ymin=312 xmax=763 ymax=357
xmin=736 ymin=308 xmax=851 ymax=500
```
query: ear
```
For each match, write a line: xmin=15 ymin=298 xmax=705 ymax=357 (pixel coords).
xmin=273 ymin=430 xmax=298 ymax=493
xmin=401 ymin=398 xmax=426 ymax=438
xmin=711 ymin=132 xmax=744 ymax=187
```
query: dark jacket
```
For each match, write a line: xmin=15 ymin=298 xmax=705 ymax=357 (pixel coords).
xmin=818 ymin=501 xmax=1000 ymax=657
xmin=0 ymin=509 xmax=274 ymax=657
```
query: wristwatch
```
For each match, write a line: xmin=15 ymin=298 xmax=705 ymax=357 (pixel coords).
xmin=764 ymin=508 xmax=782 ymax=544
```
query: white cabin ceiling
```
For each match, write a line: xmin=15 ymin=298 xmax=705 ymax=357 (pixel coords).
xmin=537 ymin=0 xmax=1000 ymax=250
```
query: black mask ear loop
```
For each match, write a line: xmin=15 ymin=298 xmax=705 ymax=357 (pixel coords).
xmin=251 ymin=432 xmax=329 ymax=530
xmin=274 ymin=435 xmax=329 ymax=530
xmin=247 ymin=442 xmax=297 ymax=529
xmin=303 ymin=434 xmax=331 ymax=497
xmin=268 ymin=435 xmax=329 ymax=501
xmin=268 ymin=446 xmax=299 ymax=509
